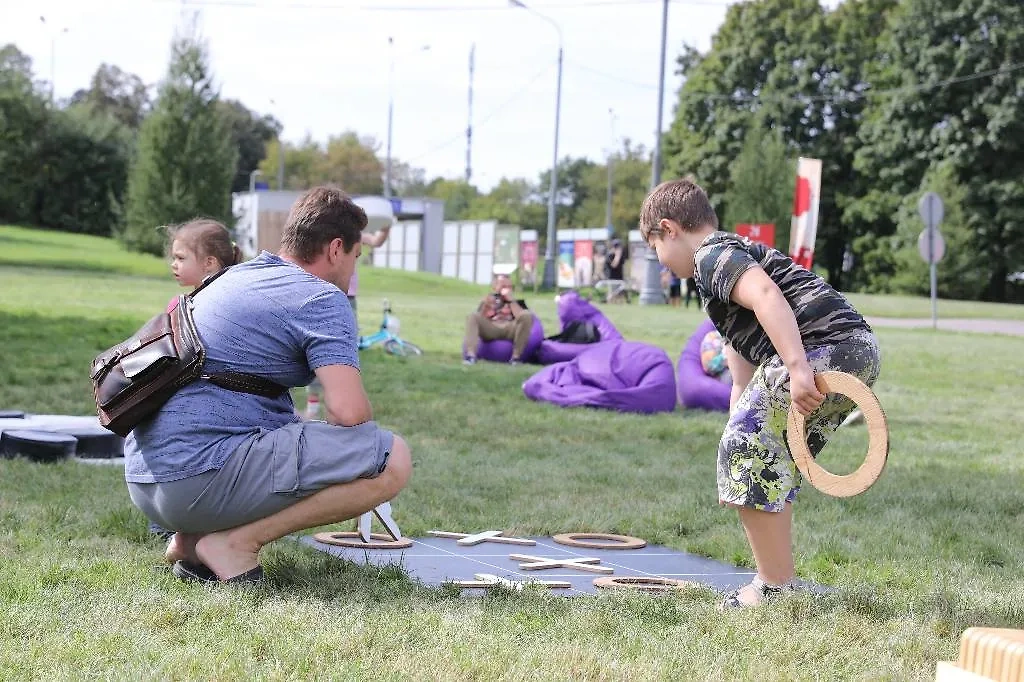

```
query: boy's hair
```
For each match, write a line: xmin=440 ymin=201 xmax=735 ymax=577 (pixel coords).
xmin=280 ymin=186 xmax=367 ymax=263
xmin=168 ymin=218 xmax=242 ymax=268
xmin=639 ymin=178 xmax=718 ymax=244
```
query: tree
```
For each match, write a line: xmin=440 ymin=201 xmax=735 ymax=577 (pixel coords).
xmin=663 ymin=0 xmax=829 ymax=223
xmin=818 ymin=0 xmax=899 ymax=289
xmin=33 ymin=105 xmax=133 ymax=235
xmin=218 ymin=98 xmax=281 ymax=193
xmin=423 ymin=178 xmax=479 ymax=221
xmin=852 ymin=0 xmax=1024 ymax=301
xmin=69 ymin=64 xmax=150 ymax=130
xmin=885 ymin=162 xmax=989 ymax=299
xmin=536 ymin=156 xmax=600 ymax=228
xmin=258 ymin=132 xmax=384 ymax=194
xmin=0 ymin=45 xmax=48 ymax=224
xmin=466 ymin=178 xmax=545 ymax=230
xmin=572 ymin=139 xmax=652 ymax=237
xmin=722 ymin=121 xmax=795 ymax=251
xmin=122 ymin=19 xmax=237 ymax=255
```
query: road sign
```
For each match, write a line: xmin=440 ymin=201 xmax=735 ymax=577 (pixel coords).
xmin=916 ymin=192 xmax=944 ymax=329
xmin=917 ymin=227 xmax=946 ymax=264
xmin=918 ymin=191 xmax=944 ymax=229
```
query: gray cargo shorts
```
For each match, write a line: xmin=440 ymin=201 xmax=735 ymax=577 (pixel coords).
xmin=128 ymin=420 xmax=394 ymax=534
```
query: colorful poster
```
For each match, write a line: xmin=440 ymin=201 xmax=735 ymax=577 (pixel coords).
xmin=557 ymin=240 xmax=575 ymax=288
xmin=520 ymin=239 xmax=538 ymax=286
xmin=735 ymin=223 xmax=776 ymax=248
xmin=574 ymin=240 xmax=594 ymax=286
xmin=493 ymin=225 xmax=520 ymax=276
xmin=789 ymin=157 xmax=823 ymax=270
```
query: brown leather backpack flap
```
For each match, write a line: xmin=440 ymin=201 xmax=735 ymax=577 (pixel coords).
xmin=93 ymin=312 xmax=180 ymax=409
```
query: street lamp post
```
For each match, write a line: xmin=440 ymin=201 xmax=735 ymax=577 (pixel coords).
xmin=39 ymin=16 xmax=68 ymax=106
xmin=269 ymin=98 xmax=285 ymax=190
xmin=606 ymin=108 xmax=616 ymax=234
xmin=510 ymin=0 xmax=563 ymax=290
xmin=639 ymin=0 xmax=670 ymax=305
xmin=385 ymin=39 xmax=431 ymax=199
xmin=249 ymin=169 xmax=262 ymax=193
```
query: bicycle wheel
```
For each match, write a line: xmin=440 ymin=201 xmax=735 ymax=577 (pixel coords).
xmin=383 ymin=339 xmax=423 ymax=357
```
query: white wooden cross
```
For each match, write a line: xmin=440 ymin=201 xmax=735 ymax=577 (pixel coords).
xmin=508 ymin=553 xmax=614 ymax=575
xmin=358 ymin=501 xmax=402 ymax=542
xmin=451 ymin=573 xmax=571 ymax=590
xmin=427 ymin=530 xmax=536 ymax=547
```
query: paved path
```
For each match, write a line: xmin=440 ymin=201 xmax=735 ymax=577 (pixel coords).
xmin=866 ymin=317 xmax=1024 ymax=336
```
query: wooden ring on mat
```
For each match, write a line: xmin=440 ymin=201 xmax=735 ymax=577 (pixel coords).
xmin=312 ymin=531 xmax=413 ymax=549
xmin=552 ymin=533 xmax=647 ymax=550
xmin=593 ymin=576 xmax=698 ymax=592
xmin=786 ymin=370 xmax=889 ymax=498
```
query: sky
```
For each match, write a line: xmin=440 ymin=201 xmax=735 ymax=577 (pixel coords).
xmin=2 ymin=0 xmax=744 ymax=192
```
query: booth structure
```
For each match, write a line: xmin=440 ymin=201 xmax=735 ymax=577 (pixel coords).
xmin=232 ymin=191 xmax=445 ymax=271
xmin=231 ymin=190 xmax=655 ymax=290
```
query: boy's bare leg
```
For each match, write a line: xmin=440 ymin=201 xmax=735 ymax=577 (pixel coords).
xmin=195 ymin=436 xmax=412 ymax=580
xmin=733 ymin=503 xmax=796 ymax=605
xmin=165 ymin=533 xmax=203 ymax=564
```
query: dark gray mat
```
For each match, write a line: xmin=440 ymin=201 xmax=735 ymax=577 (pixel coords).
xmin=298 ymin=534 xmax=757 ymax=596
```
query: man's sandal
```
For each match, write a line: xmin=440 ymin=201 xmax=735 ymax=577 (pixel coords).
xmin=172 ymin=560 xmax=264 ymax=585
xmin=720 ymin=576 xmax=795 ymax=609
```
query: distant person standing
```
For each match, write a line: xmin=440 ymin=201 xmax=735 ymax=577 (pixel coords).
xmin=669 ymin=272 xmax=682 ymax=307
xmin=685 ymin=277 xmax=700 ymax=308
xmin=604 ymin=239 xmax=630 ymax=303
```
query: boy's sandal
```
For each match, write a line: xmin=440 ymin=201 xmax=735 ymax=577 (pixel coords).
xmin=720 ymin=576 xmax=794 ymax=609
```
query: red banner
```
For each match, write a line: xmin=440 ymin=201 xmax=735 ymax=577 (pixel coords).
xmin=735 ymin=224 xmax=775 ymax=248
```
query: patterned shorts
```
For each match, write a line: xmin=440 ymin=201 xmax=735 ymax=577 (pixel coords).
xmin=717 ymin=330 xmax=882 ymax=512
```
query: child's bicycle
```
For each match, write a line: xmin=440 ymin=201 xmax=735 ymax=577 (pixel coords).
xmin=357 ymin=298 xmax=423 ymax=357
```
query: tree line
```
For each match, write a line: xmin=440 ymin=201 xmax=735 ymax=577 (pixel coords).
xmin=1 ymin=0 xmax=1021 ymax=301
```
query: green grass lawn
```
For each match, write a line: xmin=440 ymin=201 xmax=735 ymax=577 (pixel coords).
xmin=1 ymin=227 xmax=1022 ymax=680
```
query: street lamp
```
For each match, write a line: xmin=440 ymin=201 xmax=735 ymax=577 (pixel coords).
xmin=249 ymin=169 xmax=262 ymax=193
xmin=509 ymin=0 xmax=563 ymax=290
xmin=385 ymin=39 xmax=431 ymax=199
xmin=39 ymin=16 xmax=68 ymax=106
xmin=269 ymin=98 xmax=285 ymax=190
xmin=606 ymin=107 xmax=616 ymax=234
xmin=639 ymin=0 xmax=670 ymax=305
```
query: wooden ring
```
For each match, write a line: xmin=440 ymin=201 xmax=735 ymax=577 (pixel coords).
xmin=312 ymin=531 xmax=413 ymax=549
xmin=552 ymin=533 xmax=647 ymax=550
xmin=593 ymin=576 xmax=698 ymax=592
xmin=786 ymin=370 xmax=889 ymax=498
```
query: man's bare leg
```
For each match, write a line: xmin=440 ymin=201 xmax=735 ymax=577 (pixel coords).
xmin=732 ymin=502 xmax=795 ymax=605
xmin=165 ymin=533 xmax=203 ymax=564
xmin=195 ymin=436 xmax=412 ymax=580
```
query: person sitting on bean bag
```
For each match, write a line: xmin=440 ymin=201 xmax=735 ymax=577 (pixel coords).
xmin=463 ymin=274 xmax=536 ymax=366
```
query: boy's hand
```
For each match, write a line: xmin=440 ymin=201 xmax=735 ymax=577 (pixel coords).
xmin=789 ymin=365 xmax=825 ymax=416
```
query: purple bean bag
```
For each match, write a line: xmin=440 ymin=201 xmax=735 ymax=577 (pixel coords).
xmin=523 ymin=341 xmax=677 ymax=414
xmin=463 ymin=313 xmax=545 ymax=363
xmin=677 ymin=318 xmax=731 ymax=412
xmin=535 ymin=291 xmax=624 ymax=365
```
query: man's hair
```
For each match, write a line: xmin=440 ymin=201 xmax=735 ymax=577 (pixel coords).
xmin=280 ymin=186 xmax=368 ymax=262
xmin=639 ymin=178 xmax=718 ymax=244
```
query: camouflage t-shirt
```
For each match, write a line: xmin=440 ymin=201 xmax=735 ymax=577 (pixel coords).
xmin=693 ymin=231 xmax=870 ymax=365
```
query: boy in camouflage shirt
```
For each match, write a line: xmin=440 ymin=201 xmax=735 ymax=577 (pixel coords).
xmin=639 ymin=178 xmax=880 ymax=608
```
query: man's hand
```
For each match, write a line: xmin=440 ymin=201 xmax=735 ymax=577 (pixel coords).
xmin=789 ymin=364 xmax=825 ymax=416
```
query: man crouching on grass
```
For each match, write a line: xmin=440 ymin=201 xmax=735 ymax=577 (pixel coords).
xmin=123 ymin=186 xmax=412 ymax=584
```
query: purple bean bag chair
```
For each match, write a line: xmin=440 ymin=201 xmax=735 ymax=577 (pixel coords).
xmin=677 ymin=318 xmax=731 ymax=412
xmin=535 ymin=291 xmax=625 ymax=365
xmin=523 ymin=341 xmax=677 ymax=414
xmin=463 ymin=313 xmax=545 ymax=363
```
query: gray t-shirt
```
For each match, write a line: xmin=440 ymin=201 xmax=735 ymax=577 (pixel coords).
xmin=124 ymin=251 xmax=359 ymax=483
xmin=693 ymin=232 xmax=870 ymax=365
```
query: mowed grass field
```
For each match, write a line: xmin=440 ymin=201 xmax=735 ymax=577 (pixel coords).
xmin=1 ymin=224 xmax=1022 ymax=681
